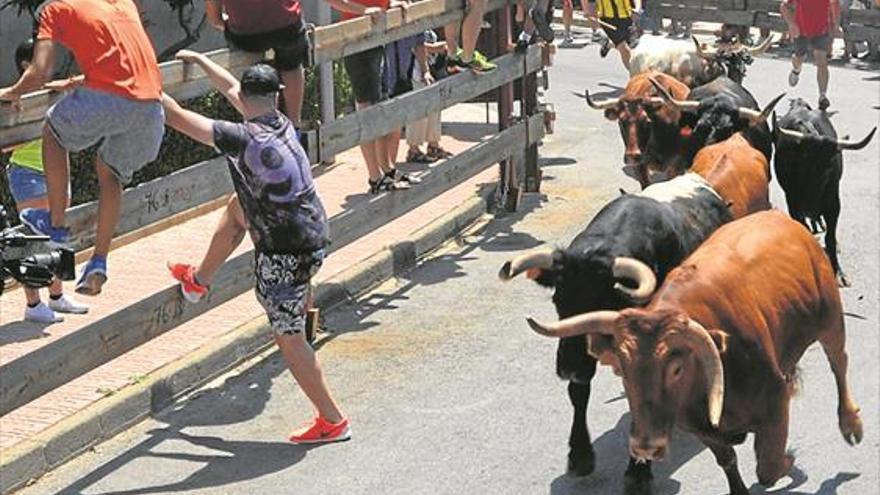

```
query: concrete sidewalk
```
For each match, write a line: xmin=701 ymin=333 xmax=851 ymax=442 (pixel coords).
xmin=0 ymin=103 xmax=500 ymax=453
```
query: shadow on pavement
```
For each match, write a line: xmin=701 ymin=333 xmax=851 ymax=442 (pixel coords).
xmin=749 ymin=469 xmax=860 ymax=495
xmin=0 ymin=319 xmax=52 ymax=345
xmin=49 ymin=357 xmax=313 ymax=495
xmin=549 ymin=413 xmax=705 ymax=495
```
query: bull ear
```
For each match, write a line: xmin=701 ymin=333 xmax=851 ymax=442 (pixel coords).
xmin=604 ymin=108 xmax=620 ymax=121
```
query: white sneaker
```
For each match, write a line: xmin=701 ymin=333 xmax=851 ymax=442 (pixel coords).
xmin=48 ymin=294 xmax=90 ymax=314
xmin=24 ymin=302 xmax=64 ymax=323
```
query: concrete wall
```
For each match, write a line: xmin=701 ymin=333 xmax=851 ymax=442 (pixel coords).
xmin=0 ymin=0 xmax=327 ymax=86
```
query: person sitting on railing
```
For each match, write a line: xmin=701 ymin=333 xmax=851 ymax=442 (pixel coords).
xmin=781 ymin=0 xmax=840 ymax=110
xmin=204 ymin=0 xmax=309 ymax=128
xmin=326 ymin=0 xmax=420 ymax=193
xmin=3 ymin=39 xmax=89 ymax=323
xmin=406 ymin=29 xmax=453 ymax=163
xmin=444 ymin=0 xmax=497 ymax=72
xmin=0 ymin=0 xmax=165 ymax=297
xmin=161 ymin=60 xmax=351 ymax=444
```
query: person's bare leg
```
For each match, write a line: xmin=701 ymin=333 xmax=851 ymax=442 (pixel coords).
xmin=563 ymin=0 xmax=573 ymax=37
xmin=194 ymin=195 xmax=247 ymax=286
xmin=460 ymin=0 xmax=487 ymax=61
xmin=280 ymin=67 xmax=305 ymax=127
xmin=386 ymin=129 xmax=402 ymax=166
xmin=792 ymin=53 xmax=804 ymax=74
xmin=42 ymin=126 xmax=69 ymax=228
xmin=444 ymin=23 xmax=460 ymax=54
xmin=617 ymin=41 xmax=632 ymax=70
xmin=275 ymin=332 xmax=345 ymax=423
xmin=93 ymin=157 xmax=122 ymax=258
xmin=355 ymin=101 xmax=385 ymax=180
xmin=374 ymin=133 xmax=392 ymax=173
xmin=815 ymin=49 xmax=829 ymax=95
xmin=24 ymin=287 xmax=41 ymax=306
xmin=48 ymin=278 xmax=63 ymax=297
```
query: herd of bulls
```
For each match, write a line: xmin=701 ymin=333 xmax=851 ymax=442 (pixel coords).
xmin=499 ymin=35 xmax=877 ymax=495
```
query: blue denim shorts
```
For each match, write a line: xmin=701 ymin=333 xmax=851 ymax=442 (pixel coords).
xmin=6 ymin=164 xmax=48 ymax=203
xmin=46 ymin=88 xmax=165 ymax=184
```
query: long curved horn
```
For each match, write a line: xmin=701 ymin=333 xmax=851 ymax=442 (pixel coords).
xmin=612 ymin=257 xmax=657 ymax=303
xmin=837 ymin=127 xmax=877 ymax=151
xmin=584 ymin=89 xmax=620 ymax=110
xmin=666 ymin=319 xmax=725 ymax=428
xmin=499 ymin=249 xmax=554 ymax=281
xmin=525 ymin=310 xmax=619 ymax=338
xmin=739 ymin=93 xmax=785 ymax=123
xmin=693 ymin=35 xmax=717 ymax=59
xmin=747 ymin=34 xmax=774 ymax=55
xmin=648 ymin=77 xmax=700 ymax=112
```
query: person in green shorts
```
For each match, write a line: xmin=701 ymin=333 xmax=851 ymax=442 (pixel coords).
xmin=4 ymin=40 xmax=88 ymax=323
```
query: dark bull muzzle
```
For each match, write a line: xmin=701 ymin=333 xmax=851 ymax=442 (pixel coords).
xmin=630 ymin=435 xmax=669 ymax=462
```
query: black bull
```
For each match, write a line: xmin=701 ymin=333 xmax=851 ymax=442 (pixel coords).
xmin=499 ymin=174 xmax=733 ymax=493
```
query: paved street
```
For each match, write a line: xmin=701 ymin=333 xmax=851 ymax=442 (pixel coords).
xmin=18 ymin=32 xmax=879 ymax=495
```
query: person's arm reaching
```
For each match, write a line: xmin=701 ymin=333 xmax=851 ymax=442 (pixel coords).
xmin=162 ymin=93 xmax=217 ymax=147
xmin=0 ymin=39 xmax=57 ymax=101
xmin=175 ymin=49 xmax=245 ymax=114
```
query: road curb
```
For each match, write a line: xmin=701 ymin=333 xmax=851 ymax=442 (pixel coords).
xmin=0 ymin=185 xmax=495 ymax=495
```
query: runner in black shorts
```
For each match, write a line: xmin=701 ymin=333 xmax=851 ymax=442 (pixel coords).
xmin=595 ymin=0 xmax=639 ymax=69
xmin=206 ymin=0 xmax=310 ymax=126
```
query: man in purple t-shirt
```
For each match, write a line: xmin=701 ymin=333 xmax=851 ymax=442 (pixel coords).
xmin=162 ymin=55 xmax=350 ymax=444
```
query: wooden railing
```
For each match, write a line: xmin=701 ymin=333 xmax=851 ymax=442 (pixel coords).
xmin=0 ymin=0 xmax=550 ymax=416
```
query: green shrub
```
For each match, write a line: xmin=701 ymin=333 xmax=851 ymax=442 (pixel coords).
xmin=1 ymin=63 xmax=353 ymax=224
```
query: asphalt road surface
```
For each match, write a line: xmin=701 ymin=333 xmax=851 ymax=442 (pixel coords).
xmin=20 ymin=32 xmax=879 ymax=495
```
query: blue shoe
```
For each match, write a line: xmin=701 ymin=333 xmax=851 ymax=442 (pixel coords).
xmin=76 ymin=256 xmax=108 ymax=296
xmin=19 ymin=208 xmax=70 ymax=246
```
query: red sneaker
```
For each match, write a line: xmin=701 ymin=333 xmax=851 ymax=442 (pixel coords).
xmin=167 ymin=262 xmax=208 ymax=303
xmin=289 ymin=417 xmax=351 ymax=445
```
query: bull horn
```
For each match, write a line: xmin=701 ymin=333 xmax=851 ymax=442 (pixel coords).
xmin=738 ymin=93 xmax=785 ymax=123
xmin=525 ymin=310 xmax=619 ymax=338
xmin=693 ymin=35 xmax=717 ymax=59
xmin=499 ymin=249 xmax=554 ymax=281
xmin=669 ymin=319 xmax=725 ymax=428
xmin=837 ymin=127 xmax=877 ymax=151
xmin=612 ymin=257 xmax=657 ymax=303
xmin=776 ymin=125 xmax=807 ymax=142
xmin=648 ymin=77 xmax=700 ymax=112
xmin=583 ymin=89 xmax=620 ymax=110
xmin=747 ymin=34 xmax=774 ymax=55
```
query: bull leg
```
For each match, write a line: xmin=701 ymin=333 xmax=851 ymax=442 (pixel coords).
xmin=753 ymin=394 xmax=794 ymax=487
xmin=566 ymin=380 xmax=597 ymax=476
xmin=704 ymin=440 xmax=748 ymax=495
xmin=822 ymin=190 xmax=849 ymax=287
xmin=623 ymin=455 xmax=653 ymax=495
xmin=817 ymin=321 xmax=863 ymax=446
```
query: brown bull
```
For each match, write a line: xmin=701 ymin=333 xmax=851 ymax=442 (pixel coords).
xmin=525 ymin=211 xmax=863 ymax=495
xmin=690 ymin=132 xmax=771 ymax=219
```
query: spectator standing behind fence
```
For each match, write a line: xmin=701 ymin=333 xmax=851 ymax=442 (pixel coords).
xmin=0 ymin=0 xmax=165 ymax=297
xmin=3 ymin=40 xmax=89 ymax=323
xmin=205 ymin=0 xmax=309 ymax=128
xmin=326 ymin=0 xmax=419 ymax=193
xmin=444 ymin=0 xmax=497 ymax=72
xmin=161 ymin=61 xmax=350 ymax=444
xmin=383 ymin=36 xmax=420 ymax=167
xmin=406 ymin=30 xmax=453 ymax=163
xmin=595 ymin=0 xmax=640 ymax=69
xmin=782 ymin=0 xmax=839 ymax=110
xmin=515 ymin=0 xmax=556 ymax=51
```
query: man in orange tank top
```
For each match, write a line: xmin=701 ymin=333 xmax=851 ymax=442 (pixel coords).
xmin=0 ymin=0 xmax=165 ymax=296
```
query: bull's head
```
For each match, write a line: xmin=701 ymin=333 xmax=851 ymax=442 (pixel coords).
xmin=580 ymin=73 xmax=692 ymax=176
xmin=649 ymin=77 xmax=784 ymax=153
xmin=526 ymin=305 xmax=726 ymax=463
xmin=774 ymin=111 xmax=877 ymax=154
xmin=692 ymin=35 xmax=772 ymax=85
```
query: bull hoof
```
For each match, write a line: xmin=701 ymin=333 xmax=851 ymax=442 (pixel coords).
xmin=836 ymin=271 xmax=851 ymax=288
xmin=623 ymin=472 xmax=653 ymax=495
xmin=566 ymin=449 xmax=596 ymax=477
xmin=839 ymin=407 xmax=864 ymax=446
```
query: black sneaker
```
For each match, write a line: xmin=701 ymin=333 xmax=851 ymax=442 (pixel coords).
xmin=599 ymin=37 xmax=612 ymax=58
xmin=515 ymin=32 xmax=532 ymax=54
xmin=818 ymin=95 xmax=830 ymax=111
xmin=530 ymin=7 xmax=554 ymax=43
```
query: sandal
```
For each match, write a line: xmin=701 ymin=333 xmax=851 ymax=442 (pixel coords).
xmin=406 ymin=149 xmax=436 ymax=164
xmin=385 ymin=167 xmax=421 ymax=185
xmin=368 ymin=175 xmax=405 ymax=194
xmin=427 ymin=145 xmax=453 ymax=160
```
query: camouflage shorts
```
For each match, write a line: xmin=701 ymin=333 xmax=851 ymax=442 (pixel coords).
xmin=254 ymin=249 xmax=324 ymax=336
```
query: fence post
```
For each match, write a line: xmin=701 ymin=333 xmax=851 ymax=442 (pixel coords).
xmin=521 ymin=68 xmax=540 ymax=193
xmin=495 ymin=5 xmax=520 ymax=212
xmin=316 ymin=2 xmax=336 ymax=165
